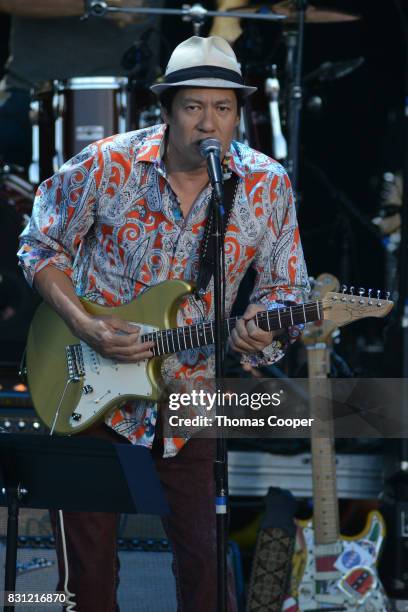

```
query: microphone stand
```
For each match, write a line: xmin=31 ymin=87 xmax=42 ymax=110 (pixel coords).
xmin=211 ymin=181 xmax=229 ymax=612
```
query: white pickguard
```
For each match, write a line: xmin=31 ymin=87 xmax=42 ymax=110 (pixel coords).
xmin=68 ymin=323 xmax=158 ymax=429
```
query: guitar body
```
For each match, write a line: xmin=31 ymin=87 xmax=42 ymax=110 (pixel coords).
xmin=26 ymin=280 xmax=193 ymax=434
xmin=285 ymin=511 xmax=391 ymax=611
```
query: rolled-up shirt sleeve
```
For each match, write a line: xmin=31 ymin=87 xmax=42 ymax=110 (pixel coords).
xmin=17 ymin=144 xmax=101 ymax=287
xmin=242 ymin=169 xmax=310 ymax=367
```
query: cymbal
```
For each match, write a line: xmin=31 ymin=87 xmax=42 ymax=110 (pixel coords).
xmin=228 ymin=1 xmax=361 ymax=24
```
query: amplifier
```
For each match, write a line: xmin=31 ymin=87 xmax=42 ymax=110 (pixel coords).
xmin=0 ymin=539 xmax=243 ymax=612
xmin=0 ymin=367 xmax=46 ymax=433
xmin=0 ymin=541 xmax=177 ymax=612
xmin=0 ymin=407 xmax=46 ymax=434
xmin=380 ymin=494 xmax=408 ymax=600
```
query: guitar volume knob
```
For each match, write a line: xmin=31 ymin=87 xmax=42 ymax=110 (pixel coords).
xmin=83 ymin=384 xmax=94 ymax=395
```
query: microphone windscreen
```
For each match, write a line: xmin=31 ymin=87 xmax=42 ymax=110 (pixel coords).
xmin=199 ymin=139 xmax=222 ymax=159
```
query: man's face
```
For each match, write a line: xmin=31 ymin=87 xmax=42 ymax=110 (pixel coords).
xmin=162 ymin=87 xmax=240 ymax=168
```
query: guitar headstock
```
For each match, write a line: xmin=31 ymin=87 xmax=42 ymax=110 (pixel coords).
xmin=322 ymin=287 xmax=394 ymax=326
xmin=303 ymin=273 xmax=340 ymax=346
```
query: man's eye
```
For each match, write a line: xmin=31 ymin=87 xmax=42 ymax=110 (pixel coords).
xmin=218 ymin=106 xmax=230 ymax=112
xmin=186 ymin=105 xmax=199 ymax=111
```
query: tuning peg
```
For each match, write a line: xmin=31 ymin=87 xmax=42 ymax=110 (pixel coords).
xmin=386 ymin=291 xmax=390 ymax=301
xmin=358 ymin=288 xmax=365 ymax=303
xmin=349 ymin=286 xmax=355 ymax=302
xmin=376 ymin=290 xmax=382 ymax=306
xmin=341 ymin=285 xmax=347 ymax=301
xmin=368 ymin=288 xmax=373 ymax=304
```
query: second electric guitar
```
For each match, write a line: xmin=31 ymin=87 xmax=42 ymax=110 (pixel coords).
xmin=284 ymin=275 xmax=392 ymax=611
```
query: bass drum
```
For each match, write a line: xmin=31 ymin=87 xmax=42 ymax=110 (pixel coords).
xmin=29 ymin=76 xmax=161 ymax=185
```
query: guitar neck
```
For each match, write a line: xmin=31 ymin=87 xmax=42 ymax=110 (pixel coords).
xmin=143 ymin=300 xmax=323 ymax=357
xmin=308 ymin=345 xmax=340 ymax=546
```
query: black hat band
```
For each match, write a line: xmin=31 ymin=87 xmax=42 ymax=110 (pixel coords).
xmin=164 ymin=65 xmax=244 ymax=85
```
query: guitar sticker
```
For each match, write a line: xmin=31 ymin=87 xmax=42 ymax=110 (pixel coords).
xmin=334 ymin=542 xmax=373 ymax=574
xmin=338 ymin=566 xmax=377 ymax=603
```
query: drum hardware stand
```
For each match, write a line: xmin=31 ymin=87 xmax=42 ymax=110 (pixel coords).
xmin=28 ymin=100 xmax=41 ymax=185
xmin=283 ymin=0 xmax=307 ymax=200
xmin=86 ymin=2 xmax=287 ymax=28
xmin=265 ymin=65 xmax=288 ymax=161
xmin=182 ymin=3 xmax=207 ymax=36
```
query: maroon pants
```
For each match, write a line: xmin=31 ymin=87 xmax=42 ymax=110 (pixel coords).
xmin=51 ymin=425 xmax=237 ymax=612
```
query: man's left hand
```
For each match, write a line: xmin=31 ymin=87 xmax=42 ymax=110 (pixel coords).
xmin=229 ymin=303 xmax=276 ymax=354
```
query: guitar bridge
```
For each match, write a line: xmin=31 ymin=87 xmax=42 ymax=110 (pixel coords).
xmin=66 ymin=344 xmax=85 ymax=381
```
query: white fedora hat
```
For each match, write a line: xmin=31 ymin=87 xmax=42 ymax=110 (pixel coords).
xmin=150 ymin=36 xmax=256 ymax=97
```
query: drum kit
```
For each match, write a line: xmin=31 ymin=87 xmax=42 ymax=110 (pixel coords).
xmin=0 ymin=0 xmax=361 ymax=234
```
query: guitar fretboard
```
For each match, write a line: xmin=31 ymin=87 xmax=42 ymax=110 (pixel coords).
xmin=142 ymin=300 xmax=323 ymax=356
xmin=308 ymin=346 xmax=340 ymax=546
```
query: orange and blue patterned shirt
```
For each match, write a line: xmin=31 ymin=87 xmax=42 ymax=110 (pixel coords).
xmin=18 ymin=124 xmax=309 ymax=457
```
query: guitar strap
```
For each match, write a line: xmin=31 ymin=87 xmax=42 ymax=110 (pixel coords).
xmin=195 ymin=173 xmax=240 ymax=297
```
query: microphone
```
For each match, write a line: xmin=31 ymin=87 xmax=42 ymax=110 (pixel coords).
xmin=199 ymin=139 xmax=224 ymax=202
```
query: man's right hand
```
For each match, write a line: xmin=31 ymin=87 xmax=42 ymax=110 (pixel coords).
xmin=74 ymin=314 xmax=155 ymax=363
xmin=33 ymin=266 xmax=155 ymax=364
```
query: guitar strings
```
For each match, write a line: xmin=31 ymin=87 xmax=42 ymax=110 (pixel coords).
xmin=141 ymin=300 xmax=325 ymax=355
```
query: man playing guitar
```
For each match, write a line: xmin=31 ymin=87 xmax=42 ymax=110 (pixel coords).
xmin=18 ymin=35 xmax=309 ymax=612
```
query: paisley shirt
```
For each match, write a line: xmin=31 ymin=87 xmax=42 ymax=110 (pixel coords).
xmin=18 ymin=124 xmax=309 ymax=457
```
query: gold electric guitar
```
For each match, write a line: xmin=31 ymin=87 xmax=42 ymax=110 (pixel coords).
xmin=26 ymin=279 xmax=393 ymax=435
xmin=283 ymin=274 xmax=392 ymax=611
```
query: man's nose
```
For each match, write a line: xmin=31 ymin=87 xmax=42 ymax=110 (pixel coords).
xmin=197 ymin=108 xmax=216 ymax=132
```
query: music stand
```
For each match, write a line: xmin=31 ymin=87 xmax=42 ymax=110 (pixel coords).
xmin=0 ymin=434 xmax=169 ymax=611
